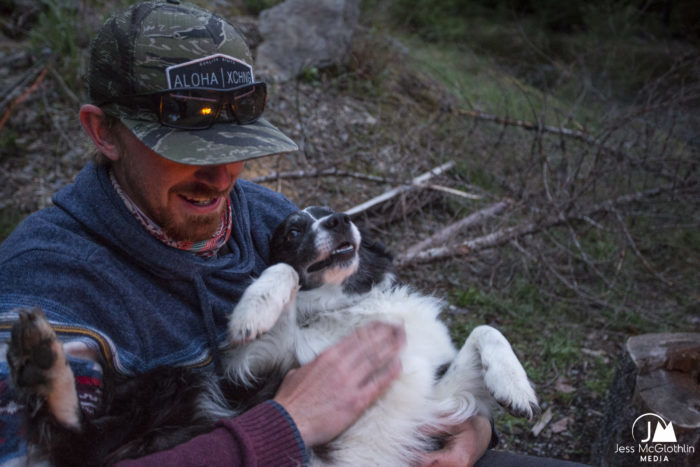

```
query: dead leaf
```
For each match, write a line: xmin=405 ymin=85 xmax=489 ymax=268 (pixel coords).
xmin=555 ymin=377 xmax=575 ymax=394
xmin=531 ymin=407 xmax=553 ymax=437
xmin=550 ymin=416 xmax=574 ymax=434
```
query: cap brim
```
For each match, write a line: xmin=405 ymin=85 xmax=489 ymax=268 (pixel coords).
xmin=120 ymin=117 xmax=298 ymax=165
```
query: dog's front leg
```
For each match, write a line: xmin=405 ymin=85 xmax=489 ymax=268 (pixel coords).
xmin=7 ymin=308 xmax=81 ymax=430
xmin=228 ymin=263 xmax=300 ymax=344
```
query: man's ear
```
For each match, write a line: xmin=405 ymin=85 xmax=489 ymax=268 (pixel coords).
xmin=79 ymin=104 xmax=120 ymax=162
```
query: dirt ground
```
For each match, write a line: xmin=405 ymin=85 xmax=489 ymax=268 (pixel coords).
xmin=1 ymin=6 xmax=698 ymax=465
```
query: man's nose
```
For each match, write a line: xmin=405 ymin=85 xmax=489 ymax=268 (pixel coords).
xmin=194 ymin=164 xmax=231 ymax=191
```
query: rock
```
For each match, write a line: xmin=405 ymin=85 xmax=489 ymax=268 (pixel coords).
xmin=256 ymin=0 xmax=360 ymax=82
xmin=591 ymin=333 xmax=700 ymax=466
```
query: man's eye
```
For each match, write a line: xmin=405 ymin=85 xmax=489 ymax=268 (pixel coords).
xmin=286 ymin=229 xmax=300 ymax=241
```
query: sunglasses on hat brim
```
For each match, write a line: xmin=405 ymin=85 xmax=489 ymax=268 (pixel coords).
xmin=107 ymin=82 xmax=267 ymax=130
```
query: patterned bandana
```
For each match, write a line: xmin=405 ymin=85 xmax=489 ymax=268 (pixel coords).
xmin=109 ymin=170 xmax=232 ymax=258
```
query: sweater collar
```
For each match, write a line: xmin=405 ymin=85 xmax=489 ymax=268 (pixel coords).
xmin=52 ymin=162 xmax=257 ymax=280
xmin=107 ymin=170 xmax=232 ymax=259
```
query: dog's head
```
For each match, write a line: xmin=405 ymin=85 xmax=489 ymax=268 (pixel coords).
xmin=270 ymin=206 xmax=394 ymax=292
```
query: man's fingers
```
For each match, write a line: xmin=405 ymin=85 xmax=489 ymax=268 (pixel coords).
xmin=342 ymin=322 xmax=405 ymax=379
xmin=274 ymin=321 xmax=406 ymax=447
xmin=359 ymin=354 xmax=402 ymax=394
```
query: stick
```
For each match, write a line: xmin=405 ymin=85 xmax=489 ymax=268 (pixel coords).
xmin=400 ymin=199 xmax=512 ymax=260
xmin=0 ymin=63 xmax=46 ymax=112
xmin=48 ymin=66 xmax=80 ymax=106
xmin=250 ymin=168 xmax=401 ymax=185
xmin=346 ymin=160 xmax=455 ymax=217
xmin=396 ymin=183 xmax=692 ymax=268
xmin=422 ymin=184 xmax=483 ymax=200
xmin=456 ymin=109 xmax=598 ymax=146
xmin=0 ymin=65 xmax=49 ymax=134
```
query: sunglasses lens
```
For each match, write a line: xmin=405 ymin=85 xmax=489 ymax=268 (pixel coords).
xmin=160 ymin=92 xmax=219 ymax=129
xmin=228 ymin=83 xmax=267 ymax=124
xmin=157 ymin=83 xmax=266 ymax=129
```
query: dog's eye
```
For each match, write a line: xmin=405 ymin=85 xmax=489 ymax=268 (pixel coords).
xmin=286 ymin=229 xmax=300 ymax=241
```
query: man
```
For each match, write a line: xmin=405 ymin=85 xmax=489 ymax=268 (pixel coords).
xmin=0 ymin=1 xmax=493 ymax=465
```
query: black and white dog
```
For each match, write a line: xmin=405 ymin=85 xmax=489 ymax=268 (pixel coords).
xmin=227 ymin=206 xmax=538 ymax=465
xmin=8 ymin=206 xmax=537 ymax=466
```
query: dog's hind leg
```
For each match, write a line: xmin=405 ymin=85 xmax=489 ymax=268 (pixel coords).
xmin=471 ymin=325 xmax=538 ymax=418
xmin=7 ymin=307 xmax=81 ymax=429
xmin=433 ymin=325 xmax=538 ymax=421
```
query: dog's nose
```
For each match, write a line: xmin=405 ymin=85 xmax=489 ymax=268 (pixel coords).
xmin=322 ymin=213 xmax=351 ymax=231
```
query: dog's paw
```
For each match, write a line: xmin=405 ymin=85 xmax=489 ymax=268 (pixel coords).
xmin=8 ymin=308 xmax=61 ymax=395
xmin=229 ymin=263 xmax=299 ymax=345
xmin=7 ymin=308 xmax=80 ymax=428
xmin=483 ymin=359 xmax=539 ymax=419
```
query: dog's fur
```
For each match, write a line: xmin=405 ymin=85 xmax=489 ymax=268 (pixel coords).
xmin=8 ymin=206 xmax=537 ymax=466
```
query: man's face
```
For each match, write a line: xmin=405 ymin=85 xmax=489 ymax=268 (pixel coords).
xmin=111 ymin=125 xmax=245 ymax=242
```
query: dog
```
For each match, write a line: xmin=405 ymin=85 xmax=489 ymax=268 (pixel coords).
xmin=8 ymin=206 xmax=538 ymax=466
xmin=226 ymin=206 xmax=538 ymax=465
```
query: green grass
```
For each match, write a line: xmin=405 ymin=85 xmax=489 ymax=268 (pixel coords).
xmin=29 ymin=0 xmax=84 ymax=90
xmin=403 ymin=36 xmax=609 ymax=135
xmin=0 ymin=209 xmax=24 ymax=243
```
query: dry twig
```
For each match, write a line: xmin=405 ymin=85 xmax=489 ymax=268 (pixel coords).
xmin=346 ymin=160 xmax=456 ymax=217
xmin=0 ymin=64 xmax=49 ymax=133
xmin=396 ymin=182 xmax=694 ymax=268
xmin=401 ymin=199 xmax=512 ymax=259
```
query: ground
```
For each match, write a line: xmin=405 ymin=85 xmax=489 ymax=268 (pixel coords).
xmin=1 ymin=2 xmax=698 ymax=465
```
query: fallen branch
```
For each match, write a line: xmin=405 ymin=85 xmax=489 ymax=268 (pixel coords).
xmin=423 ymin=184 xmax=483 ymax=200
xmin=0 ymin=63 xmax=45 ymax=112
xmin=456 ymin=108 xmax=598 ymax=146
xmin=0 ymin=64 xmax=49 ymax=134
xmin=396 ymin=183 xmax=694 ymax=268
xmin=400 ymin=199 xmax=512 ymax=260
xmin=346 ymin=160 xmax=455 ymax=217
xmin=48 ymin=65 xmax=80 ymax=106
xmin=250 ymin=168 xmax=401 ymax=185
xmin=612 ymin=208 xmax=674 ymax=287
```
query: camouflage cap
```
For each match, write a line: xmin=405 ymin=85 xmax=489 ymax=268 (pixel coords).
xmin=88 ymin=0 xmax=297 ymax=165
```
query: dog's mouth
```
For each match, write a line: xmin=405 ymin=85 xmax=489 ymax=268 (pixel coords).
xmin=307 ymin=242 xmax=357 ymax=273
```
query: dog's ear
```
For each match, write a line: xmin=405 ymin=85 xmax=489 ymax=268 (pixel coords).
xmin=360 ymin=238 xmax=394 ymax=263
xmin=358 ymin=227 xmax=394 ymax=261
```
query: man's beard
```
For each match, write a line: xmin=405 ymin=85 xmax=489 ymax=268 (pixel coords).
xmin=161 ymin=209 xmax=222 ymax=242
xmin=160 ymin=182 xmax=229 ymax=242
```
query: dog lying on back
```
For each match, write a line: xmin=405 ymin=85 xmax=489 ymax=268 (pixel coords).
xmin=8 ymin=206 xmax=538 ymax=466
xmin=227 ymin=206 xmax=538 ymax=465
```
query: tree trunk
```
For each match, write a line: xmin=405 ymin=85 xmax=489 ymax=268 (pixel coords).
xmin=591 ymin=333 xmax=700 ymax=466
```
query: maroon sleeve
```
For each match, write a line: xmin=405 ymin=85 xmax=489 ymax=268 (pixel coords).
xmin=115 ymin=401 xmax=308 ymax=466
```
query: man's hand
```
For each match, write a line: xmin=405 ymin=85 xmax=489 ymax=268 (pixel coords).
xmin=420 ymin=415 xmax=493 ymax=467
xmin=274 ymin=321 xmax=405 ymax=447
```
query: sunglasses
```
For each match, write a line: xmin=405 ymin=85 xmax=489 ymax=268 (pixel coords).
xmin=113 ymin=82 xmax=267 ymax=130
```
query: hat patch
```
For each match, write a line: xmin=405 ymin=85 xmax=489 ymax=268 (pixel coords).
xmin=166 ymin=54 xmax=254 ymax=90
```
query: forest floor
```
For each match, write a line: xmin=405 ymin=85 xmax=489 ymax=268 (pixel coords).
xmin=1 ymin=2 xmax=698 ymax=464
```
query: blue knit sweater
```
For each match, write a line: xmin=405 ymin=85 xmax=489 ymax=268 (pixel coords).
xmin=0 ymin=162 xmax=296 ymax=373
xmin=0 ymin=162 xmax=300 ymax=462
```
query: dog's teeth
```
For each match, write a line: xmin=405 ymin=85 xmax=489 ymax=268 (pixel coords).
xmin=332 ymin=245 xmax=354 ymax=255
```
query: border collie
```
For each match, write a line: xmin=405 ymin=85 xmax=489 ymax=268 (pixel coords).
xmin=8 ymin=206 xmax=537 ymax=466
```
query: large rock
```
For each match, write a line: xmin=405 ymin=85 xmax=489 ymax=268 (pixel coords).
xmin=256 ymin=0 xmax=360 ymax=82
xmin=591 ymin=333 xmax=700 ymax=466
